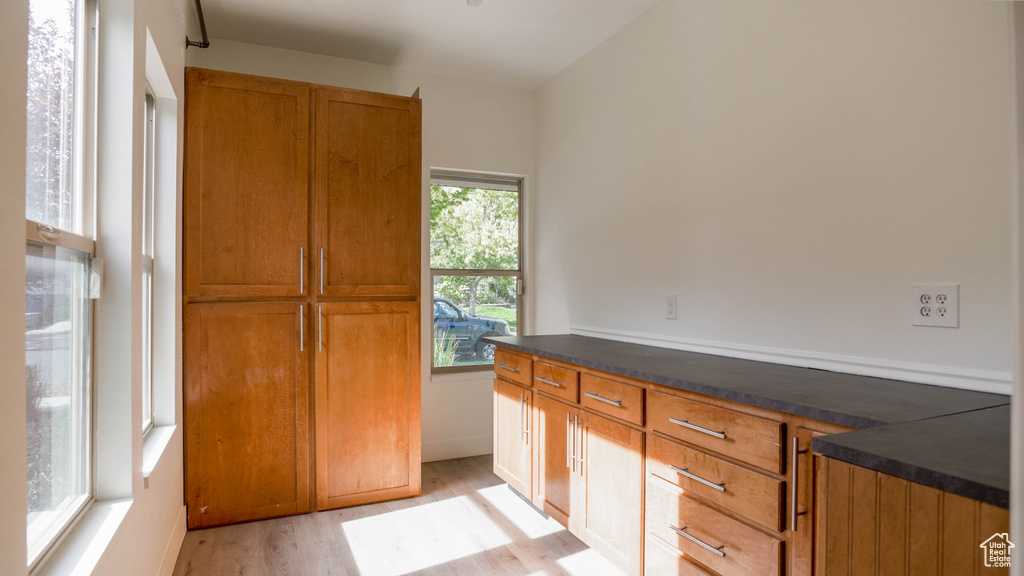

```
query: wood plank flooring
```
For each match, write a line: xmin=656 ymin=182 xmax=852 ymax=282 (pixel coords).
xmin=172 ymin=455 xmax=625 ymax=576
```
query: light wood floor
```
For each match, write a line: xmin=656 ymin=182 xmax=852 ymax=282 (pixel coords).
xmin=171 ymin=455 xmax=625 ymax=576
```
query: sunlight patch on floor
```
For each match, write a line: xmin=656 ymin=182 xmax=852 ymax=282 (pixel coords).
xmin=557 ymin=549 xmax=628 ymax=576
xmin=475 ymin=485 xmax=564 ymax=539
xmin=341 ymin=495 xmax=511 ymax=576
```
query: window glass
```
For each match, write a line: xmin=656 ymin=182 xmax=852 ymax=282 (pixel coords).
xmin=430 ymin=175 xmax=522 ymax=371
xmin=26 ymin=0 xmax=82 ymax=234
xmin=25 ymin=243 xmax=91 ymax=563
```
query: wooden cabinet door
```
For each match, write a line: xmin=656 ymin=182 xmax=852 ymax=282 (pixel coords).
xmin=314 ymin=301 xmax=421 ymax=510
xmin=184 ymin=68 xmax=310 ymax=298
xmin=533 ymin=394 xmax=575 ymax=528
xmin=577 ymin=411 xmax=644 ymax=576
xmin=184 ymin=303 xmax=312 ymax=528
xmin=314 ymin=87 xmax=421 ymax=298
xmin=493 ymin=378 xmax=532 ymax=498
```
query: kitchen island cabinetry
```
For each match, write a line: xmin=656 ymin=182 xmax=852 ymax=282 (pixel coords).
xmin=488 ymin=334 xmax=1010 ymax=576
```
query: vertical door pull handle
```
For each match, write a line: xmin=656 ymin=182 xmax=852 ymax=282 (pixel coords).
xmin=566 ymin=411 xmax=572 ymax=470
xmin=299 ymin=306 xmax=304 ymax=351
xmin=319 ymin=248 xmax=324 ymax=294
xmin=318 ymin=305 xmax=323 ymax=352
xmin=791 ymin=436 xmax=808 ymax=531
xmin=299 ymin=247 xmax=304 ymax=293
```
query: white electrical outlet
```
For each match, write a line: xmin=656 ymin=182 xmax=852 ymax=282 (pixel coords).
xmin=912 ymin=284 xmax=958 ymax=328
xmin=666 ymin=294 xmax=677 ymax=319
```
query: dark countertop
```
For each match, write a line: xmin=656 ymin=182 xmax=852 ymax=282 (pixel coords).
xmin=484 ymin=334 xmax=1010 ymax=507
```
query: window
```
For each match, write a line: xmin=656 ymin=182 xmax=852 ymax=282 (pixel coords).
xmin=25 ymin=0 xmax=95 ymax=566
xmin=430 ymin=173 xmax=522 ymax=372
xmin=141 ymin=91 xmax=155 ymax=434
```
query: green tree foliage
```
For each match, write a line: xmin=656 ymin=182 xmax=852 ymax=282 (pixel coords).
xmin=430 ymin=185 xmax=519 ymax=315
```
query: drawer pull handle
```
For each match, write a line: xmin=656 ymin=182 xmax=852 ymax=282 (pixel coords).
xmin=670 ymin=524 xmax=726 ymax=557
xmin=669 ymin=464 xmax=725 ymax=492
xmin=535 ymin=376 xmax=563 ymax=388
xmin=669 ymin=417 xmax=726 ymax=439
xmin=584 ymin=392 xmax=622 ymax=407
xmin=496 ymin=363 xmax=518 ymax=372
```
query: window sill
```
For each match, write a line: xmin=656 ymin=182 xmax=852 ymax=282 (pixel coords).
xmin=142 ymin=425 xmax=176 ymax=489
xmin=430 ymin=369 xmax=496 ymax=384
xmin=33 ymin=499 xmax=132 ymax=576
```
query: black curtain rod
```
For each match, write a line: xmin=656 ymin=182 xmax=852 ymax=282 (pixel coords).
xmin=186 ymin=0 xmax=210 ymax=49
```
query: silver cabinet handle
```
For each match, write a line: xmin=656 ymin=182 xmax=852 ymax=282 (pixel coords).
xmin=496 ymin=363 xmax=518 ymax=372
xmin=318 ymin=305 xmax=323 ymax=352
xmin=584 ymin=392 xmax=622 ymax=407
xmin=668 ymin=464 xmax=725 ymax=492
xmin=791 ymin=436 xmax=808 ymax=531
xmin=670 ymin=525 xmax=725 ymax=557
xmin=566 ymin=411 xmax=572 ymax=470
xmin=521 ymin=393 xmax=529 ymax=444
xmin=319 ymin=248 xmax=324 ymax=294
xmin=300 ymin=247 xmax=304 ymax=293
xmin=535 ymin=376 xmax=563 ymax=388
xmin=299 ymin=306 xmax=304 ymax=352
xmin=669 ymin=417 xmax=726 ymax=439
xmin=574 ymin=415 xmax=584 ymax=472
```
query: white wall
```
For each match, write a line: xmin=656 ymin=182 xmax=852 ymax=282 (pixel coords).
xmin=187 ymin=40 xmax=536 ymax=461
xmin=534 ymin=0 xmax=1015 ymax=393
xmin=0 ymin=1 xmax=30 ymax=573
xmin=0 ymin=0 xmax=190 ymax=573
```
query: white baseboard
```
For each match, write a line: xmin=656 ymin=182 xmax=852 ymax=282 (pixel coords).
xmin=157 ymin=506 xmax=187 ymax=576
xmin=570 ymin=325 xmax=1012 ymax=395
xmin=422 ymin=435 xmax=492 ymax=463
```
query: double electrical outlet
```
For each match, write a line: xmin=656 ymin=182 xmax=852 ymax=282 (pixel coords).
xmin=912 ymin=284 xmax=959 ymax=328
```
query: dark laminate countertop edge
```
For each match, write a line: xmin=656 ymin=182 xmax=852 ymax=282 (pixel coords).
xmin=813 ymin=433 xmax=1009 ymax=508
xmin=488 ymin=339 xmax=896 ymax=429
xmin=485 ymin=335 xmax=1011 ymax=507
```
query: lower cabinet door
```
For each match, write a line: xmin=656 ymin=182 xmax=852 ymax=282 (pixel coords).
xmin=533 ymin=394 xmax=575 ymax=528
xmin=577 ymin=411 xmax=644 ymax=576
xmin=493 ymin=378 xmax=532 ymax=497
xmin=185 ymin=302 xmax=312 ymax=528
xmin=314 ymin=301 xmax=421 ymax=510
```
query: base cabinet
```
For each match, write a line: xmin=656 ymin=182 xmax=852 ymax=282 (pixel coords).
xmin=314 ymin=302 xmax=420 ymax=510
xmin=184 ymin=303 xmax=312 ymax=529
xmin=494 ymin=378 xmax=532 ymax=497
xmin=816 ymin=456 xmax=1009 ymax=576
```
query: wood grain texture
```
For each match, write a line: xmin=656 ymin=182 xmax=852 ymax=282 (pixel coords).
xmin=184 ymin=303 xmax=312 ymax=529
xmin=493 ymin=378 xmax=532 ymax=498
xmin=314 ymin=301 xmax=421 ymax=510
xmin=645 ymin=476 xmax=783 ymax=576
xmin=790 ymin=426 xmax=827 ymax=576
xmin=578 ymin=411 xmax=645 ymax=576
xmin=817 ymin=456 xmax=1009 ymax=576
xmin=534 ymin=360 xmax=580 ymax=404
xmin=173 ymin=455 xmax=627 ymax=576
xmin=314 ymin=86 xmax=421 ymax=298
xmin=646 ymin=434 xmax=783 ymax=532
xmin=494 ymin=348 xmax=533 ymax=387
xmin=184 ymin=68 xmax=310 ymax=299
xmin=532 ymin=394 xmax=576 ymax=529
xmin=648 ymin=389 xmax=784 ymax=474
xmin=580 ymin=373 xmax=645 ymax=427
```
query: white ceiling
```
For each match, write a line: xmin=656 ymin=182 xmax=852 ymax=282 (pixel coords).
xmin=199 ymin=0 xmax=663 ymax=89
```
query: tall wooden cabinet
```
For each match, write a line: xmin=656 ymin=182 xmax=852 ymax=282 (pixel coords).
xmin=184 ymin=68 xmax=421 ymax=528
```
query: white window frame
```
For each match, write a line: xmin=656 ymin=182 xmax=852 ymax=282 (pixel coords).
xmin=24 ymin=0 xmax=98 ymax=567
xmin=429 ymin=171 xmax=524 ymax=374
xmin=140 ymin=89 xmax=155 ymax=435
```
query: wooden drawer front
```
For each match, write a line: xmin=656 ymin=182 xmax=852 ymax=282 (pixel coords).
xmin=494 ymin=349 xmax=532 ymax=387
xmin=648 ymin=390 xmax=784 ymax=473
xmin=647 ymin=478 xmax=783 ymax=576
xmin=647 ymin=435 xmax=783 ymax=532
xmin=580 ymin=374 xmax=645 ymax=426
xmin=533 ymin=361 xmax=579 ymax=403
xmin=645 ymin=535 xmax=715 ymax=576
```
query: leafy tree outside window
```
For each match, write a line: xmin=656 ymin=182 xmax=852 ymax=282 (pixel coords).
xmin=430 ymin=174 xmax=522 ymax=371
